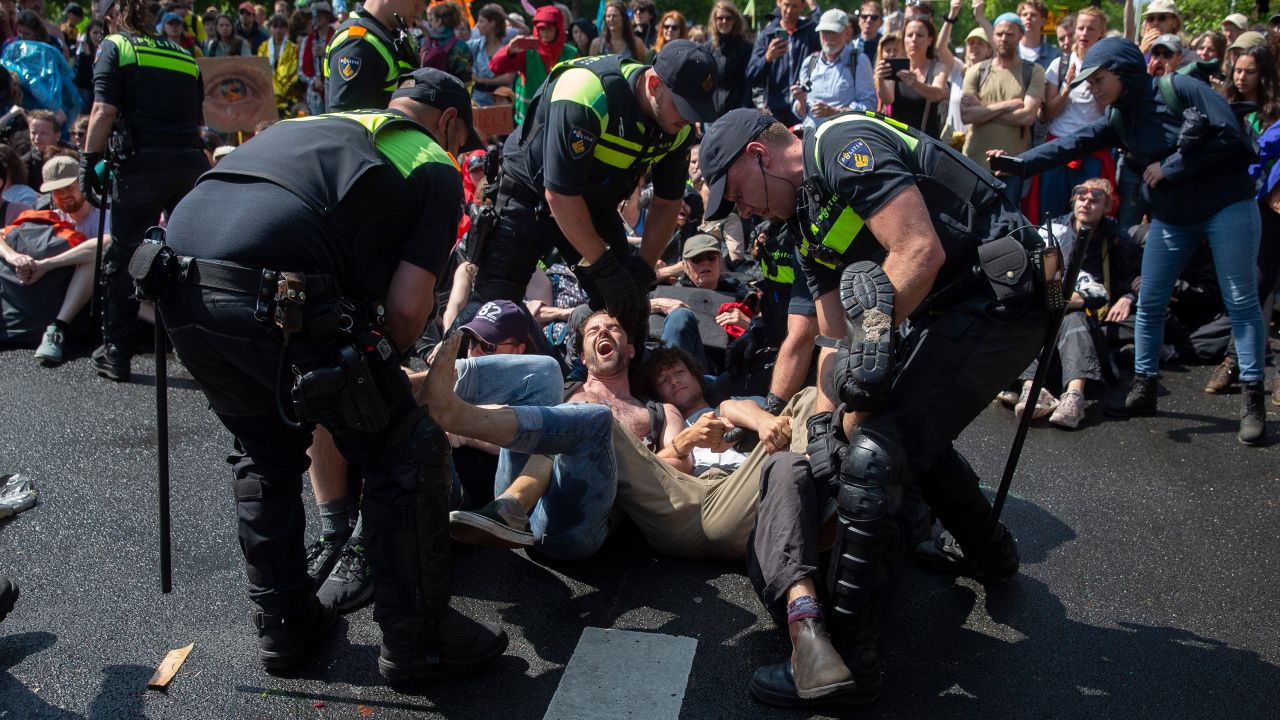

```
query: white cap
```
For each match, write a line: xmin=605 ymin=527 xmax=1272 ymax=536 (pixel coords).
xmin=815 ymin=8 xmax=850 ymax=33
xmin=1222 ymin=12 xmax=1249 ymax=30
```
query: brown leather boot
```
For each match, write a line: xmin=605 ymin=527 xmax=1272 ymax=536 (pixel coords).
xmin=789 ymin=617 xmax=858 ymax=700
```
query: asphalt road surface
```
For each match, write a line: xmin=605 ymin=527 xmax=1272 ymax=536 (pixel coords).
xmin=1 ymin=345 xmax=1277 ymax=719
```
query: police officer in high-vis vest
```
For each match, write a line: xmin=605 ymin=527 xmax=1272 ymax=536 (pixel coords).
xmin=470 ymin=39 xmax=718 ymax=336
xmin=324 ymin=0 xmax=420 ymax=111
xmin=751 ymin=221 xmax=820 ymax=416
xmin=80 ymin=0 xmax=209 ymax=382
xmin=699 ymin=108 xmax=1047 ymax=706
xmin=150 ymin=69 xmax=507 ymax=683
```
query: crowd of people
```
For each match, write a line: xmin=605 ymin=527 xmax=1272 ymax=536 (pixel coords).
xmin=0 ymin=0 xmax=1277 ymax=709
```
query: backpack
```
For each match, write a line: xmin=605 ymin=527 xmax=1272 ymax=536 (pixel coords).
xmin=420 ymin=35 xmax=458 ymax=71
xmin=1107 ymin=74 xmax=1183 ymax=150
xmin=802 ymin=46 xmax=860 ymax=91
xmin=0 ymin=209 xmax=90 ymax=340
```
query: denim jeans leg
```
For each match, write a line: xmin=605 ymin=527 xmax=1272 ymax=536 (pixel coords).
xmin=453 ymin=354 xmax=564 ymax=482
xmin=1203 ymin=199 xmax=1264 ymax=382
xmin=498 ymin=404 xmax=617 ymax=559
xmin=1134 ymin=218 xmax=1200 ymax=378
xmin=661 ymin=307 xmax=709 ymax=370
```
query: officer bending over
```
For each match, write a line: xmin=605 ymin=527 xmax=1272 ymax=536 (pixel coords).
xmin=149 ymin=69 xmax=506 ymax=684
xmin=699 ymin=108 xmax=1047 ymax=706
xmin=469 ymin=39 xmax=718 ymax=336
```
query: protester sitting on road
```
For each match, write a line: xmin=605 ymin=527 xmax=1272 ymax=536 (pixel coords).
xmin=1003 ymin=179 xmax=1139 ymax=428
xmin=657 ymin=233 xmax=753 ymax=373
xmin=0 ymin=154 xmax=108 ymax=362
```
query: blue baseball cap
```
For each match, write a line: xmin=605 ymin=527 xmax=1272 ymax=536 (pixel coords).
xmin=992 ymin=12 xmax=1024 ymax=30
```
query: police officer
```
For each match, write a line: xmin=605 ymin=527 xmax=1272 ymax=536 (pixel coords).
xmin=469 ymin=39 xmax=718 ymax=337
xmin=324 ymin=0 xmax=421 ymax=111
xmin=751 ymin=220 xmax=820 ymax=414
xmin=699 ymin=108 xmax=1047 ymax=705
xmin=152 ymin=69 xmax=507 ymax=682
xmin=80 ymin=0 xmax=210 ymax=381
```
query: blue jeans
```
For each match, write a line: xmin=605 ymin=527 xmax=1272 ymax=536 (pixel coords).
xmin=661 ymin=307 xmax=709 ymax=370
xmin=1136 ymin=199 xmax=1265 ymax=381
xmin=454 ymin=355 xmax=617 ymax=559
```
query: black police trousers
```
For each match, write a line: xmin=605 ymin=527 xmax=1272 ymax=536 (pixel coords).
xmin=160 ymin=284 xmax=451 ymax=628
xmin=747 ymin=292 xmax=1045 ymax=620
xmin=102 ymin=147 xmax=209 ymax=350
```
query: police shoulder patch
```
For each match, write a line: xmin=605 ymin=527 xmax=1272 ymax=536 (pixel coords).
xmin=338 ymin=55 xmax=361 ymax=81
xmin=569 ymin=126 xmax=596 ymax=160
xmin=837 ymin=138 xmax=874 ymax=174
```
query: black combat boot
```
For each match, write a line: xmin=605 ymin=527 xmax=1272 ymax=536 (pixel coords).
xmin=1239 ymin=381 xmax=1267 ymax=446
xmin=91 ymin=343 xmax=132 ymax=382
xmin=0 ymin=576 xmax=18 ymax=623
xmin=914 ymin=525 xmax=1020 ymax=581
xmin=254 ymin=595 xmax=337 ymax=672
xmin=1105 ymin=374 xmax=1157 ymax=418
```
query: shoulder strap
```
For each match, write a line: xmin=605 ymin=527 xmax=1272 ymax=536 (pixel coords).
xmin=847 ymin=47 xmax=859 ymax=84
xmin=644 ymin=400 xmax=667 ymax=451
xmin=976 ymin=59 xmax=992 ymax=92
xmin=1108 ymin=106 xmax=1129 ymax=149
xmin=1159 ymin=74 xmax=1183 ymax=116
xmin=804 ymin=51 xmax=819 ymax=83
xmin=1020 ymin=59 xmax=1034 ymax=94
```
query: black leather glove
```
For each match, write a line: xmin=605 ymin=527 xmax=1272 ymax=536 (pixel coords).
xmin=623 ymin=253 xmax=657 ymax=293
xmin=581 ymin=251 xmax=640 ymax=329
xmin=764 ymin=392 xmax=787 ymax=416
xmin=806 ymin=408 xmax=848 ymax=489
xmin=79 ymin=151 xmax=107 ymax=209
xmin=725 ymin=324 xmax=762 ymax=380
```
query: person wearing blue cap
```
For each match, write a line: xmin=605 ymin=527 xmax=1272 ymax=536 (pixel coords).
xmin=994 ymin=36 xmax=1269 ymax=444
xmin=464 ymin=39 xmax=718 ymax=343
xmin=150 ymin=67 xmax=506 ymax=684
xmin=697 ymin=106 xmax=1045 ymax=707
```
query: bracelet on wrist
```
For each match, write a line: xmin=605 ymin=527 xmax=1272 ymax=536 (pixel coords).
xmin=944 ymin=15 xmax=958 ymax=23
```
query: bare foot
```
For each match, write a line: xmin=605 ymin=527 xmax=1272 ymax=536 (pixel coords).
xmin=417 ymin=333 xmax=463 ymax=424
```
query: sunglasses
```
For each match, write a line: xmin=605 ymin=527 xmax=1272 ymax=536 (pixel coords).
xmin=1150 ymin=46 xmax=1175 ymax=58
xmin=663 ymin=23 xmax=680 ymax=30
xmin=714 ymin=15 xmax=733 ymax=22
xmin=1146 ymin=13 xmax=1173 ymax=22
xmin=470 ymin=337 xmax=520 ymax=354
xmin=860 ymin=13 xmax=881 ymax=20
xmin=1072 ymin=186 xmax=1107 ymax=201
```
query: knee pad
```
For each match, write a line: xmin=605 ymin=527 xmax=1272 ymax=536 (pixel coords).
xmin=838 ymin=427 xmax=907 ymax=509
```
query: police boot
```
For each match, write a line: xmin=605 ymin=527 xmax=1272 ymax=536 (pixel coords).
xmin=371 ymin=417 xmax=507 ymax=685
xmin=914 ymin=524 xmax=1020 ymax=581
xmin=254 ymin=595 xmax=337 ymax=673
xmin=91 ymin=343 xmax=132 ymax=383
xmin=1105 ymin=375 xmax=1157 ymax=418
xmin=1238 ymin=381 xmax=1267 ymax=446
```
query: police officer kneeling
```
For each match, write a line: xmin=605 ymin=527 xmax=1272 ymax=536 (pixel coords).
xmin=144 ymin=69 xmax=506 ymax=682
xmin=698 ymin=108 xmax=1047 ymax=706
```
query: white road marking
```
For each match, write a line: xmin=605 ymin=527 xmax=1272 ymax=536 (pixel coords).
xmin=543 ymin=628 xmax=698 ymax=720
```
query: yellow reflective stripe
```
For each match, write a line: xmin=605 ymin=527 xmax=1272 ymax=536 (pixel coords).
xmin=599 ymin=132 xmax=641 ymax=151
xmin=593 ymin=144 xmax=634 ymax=169
xmin=376 ymin=126 xmax=454 ymax=178
xmin=811 ymin=111 xmax=917 ymax=172
xmin=821 ymin=207 xmax=864 ymax=254
xmin=106 ymin=34 xmax=136 ymax=65
xmin=761 ymin=260 xmax=795 ymax=283
xmin=549 ymin=67 xmax=610 ymax=126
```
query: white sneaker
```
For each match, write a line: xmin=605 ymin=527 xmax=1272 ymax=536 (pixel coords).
xmin=1015 ymin=385 xmax=1057 ymax=420
xmin=33 ymin=324 xmax=64 ymax=365
xmin=1050 ymin=389 xmax=1086 ymax=429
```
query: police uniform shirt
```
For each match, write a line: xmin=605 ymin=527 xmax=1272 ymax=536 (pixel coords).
xmin=325 ymin=14 xmax=414 ymax=112
xmin=167 ymin=113 xmax=463 ymax=301
xmin=796 ymin=117 xmax=914 ymax=298
xmin=93 ymin=32 xmax=204 ymax=147
xmin=504 ymin=62 xmax=694 ymax=209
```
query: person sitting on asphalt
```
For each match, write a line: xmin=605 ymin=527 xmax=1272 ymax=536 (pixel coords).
xmin=656 ymin=233 xmax=753 ymax=373
xmin=0 ymin=154 xmax=109 ymax=363
xmin=1002 ymin=178 xmax=1140 ymax=428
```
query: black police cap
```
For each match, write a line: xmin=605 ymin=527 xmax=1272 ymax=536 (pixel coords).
xmin=652 ymin=39 xmax=719 ymax=124
xmin=392 ymin=68 xmax=484 ymax=152
xmin=701 ymin=108 xmax=776 ymax=221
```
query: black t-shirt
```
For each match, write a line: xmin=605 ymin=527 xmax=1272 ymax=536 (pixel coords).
xmin=166 ymin=156 xmax=461 ymax=302
xmin=503 ymin=62 xmax=694 ymax=209
xmin=325 ymin=15 xmax=414 ymax=112
xmin=93 ymin=33 xmax=204 ymax=147
xmin=796 ymin=114 xmax=1017 ymax=300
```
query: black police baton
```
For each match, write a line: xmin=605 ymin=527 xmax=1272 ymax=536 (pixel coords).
xmin=89 ymin=160 xmax=112 ymax=321
xmin=985 ymin=223 xmax=1094 ymax=536
xmin=156 ymin=309 xmax=172 ymax=593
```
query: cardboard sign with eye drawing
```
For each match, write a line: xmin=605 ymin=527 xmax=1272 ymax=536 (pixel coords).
xmin=197 ymin=56 xmax=278 ymax=137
